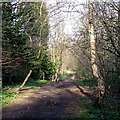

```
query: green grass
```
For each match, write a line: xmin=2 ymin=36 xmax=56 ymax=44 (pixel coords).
xmin=25 ymin=79 xmax=48 ymax=87
xmin=65 ymin=99 xmax=120 ymax=120
xmin=65 ymin=110 xmax=119 ymax=120
xmin=60 ymin=73 xmax=68 ymax=80
xmin=75 ymin=78 xmax=97 ymax=87
xmin=2 ymin=88 xmax=17 ymax=108
xmin=65 ymin=78 xmax=120 ymax=120
xmin=2 ymin=85 xmax=22 ymax=107
xmin=2 ymin=79 xmax=49 ymax=108
xmin=78 ymin=108 xmax=120 ymax=120
xmin=37 ymin=79 xmax=48 ymax=85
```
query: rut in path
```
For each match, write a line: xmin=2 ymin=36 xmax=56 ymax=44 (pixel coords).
xmin=2 ymin=75 xmax=94 ymax=119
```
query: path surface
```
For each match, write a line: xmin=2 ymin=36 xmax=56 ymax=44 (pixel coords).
xmin=2 ymin=75 xmax=94 ymax=119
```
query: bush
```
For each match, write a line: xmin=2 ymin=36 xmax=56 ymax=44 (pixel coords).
xmin=30 ymin=49 xmax=56 ymax=80
xmin=106 ymin=72 xmax=120 ymax=92
xmin=79 ymin=109 xmax=120 ymax=120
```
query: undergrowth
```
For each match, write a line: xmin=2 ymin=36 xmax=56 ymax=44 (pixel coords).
xmin=65 ymin=78 xmax=120 ymax=120
xmin=60 ymin=72 xmax=68 ymax=80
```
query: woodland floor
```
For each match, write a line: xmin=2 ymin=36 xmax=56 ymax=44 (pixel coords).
xmin=2 ymin=75 xmax=96 ymax=119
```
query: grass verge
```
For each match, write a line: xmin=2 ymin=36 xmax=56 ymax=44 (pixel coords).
xmin=65 ymin=78 xmax=120 ymax=120
xmin=75 ymin=78 xmax=97 ymax=87
xmin=65 ymin=96 xmax=120 ymax=120
xmin=2 ymin=79 xmax=49 ymax=108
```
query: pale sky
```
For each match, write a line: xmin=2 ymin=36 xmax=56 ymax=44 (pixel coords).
xmin=45 ymin=0 xmax=87 ymax=35
xmin=45 ymin=0 xmax=119 ymax=36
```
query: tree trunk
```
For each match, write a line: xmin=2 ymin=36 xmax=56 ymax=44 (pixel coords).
xmin=88 ymin=0 xmax=105 ymax=108
xmin=18 ymin=70 xmax=32 ymax=91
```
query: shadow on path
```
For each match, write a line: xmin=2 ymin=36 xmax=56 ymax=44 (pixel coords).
xmin=2 ymin=74 xmax=95 ymax=119
xmin=74 ymin=83 xmax=96 ymax=101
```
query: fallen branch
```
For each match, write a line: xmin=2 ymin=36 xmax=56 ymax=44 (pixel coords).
xmin=17 ymin=70 xmax=32 ymax=91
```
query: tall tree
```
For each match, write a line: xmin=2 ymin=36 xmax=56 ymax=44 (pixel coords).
xmin=2 ymin=2 xmax=28 ymax=85
xmin=2 ymin=1 xmax=55 ymax=87
xmin=18 ymin=1 xmax=54 ymax=90
xmin=88 ymin=0 xmax=105 ymax=108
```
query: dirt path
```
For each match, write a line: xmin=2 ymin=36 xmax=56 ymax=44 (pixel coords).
xmin=2 ymin=75 xmax=94 ymax=119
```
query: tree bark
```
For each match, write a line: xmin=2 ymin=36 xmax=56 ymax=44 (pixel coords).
xmin=88 ymin=0 xmax=105 ymax=108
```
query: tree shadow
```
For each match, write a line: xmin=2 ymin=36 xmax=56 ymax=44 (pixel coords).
xmin=2 ymin=92 xmax=71 ymax=119
xmin=2 ymin=80 xmax=76 ymax=119
xmin=74 ymin=82 xmax=96 ymax=101
xmin=2 ymin=78 xmax=96 ymax=120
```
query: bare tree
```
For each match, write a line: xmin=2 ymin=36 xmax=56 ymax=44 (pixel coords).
xmin=88 ymin=0 xmax=105 ymax=108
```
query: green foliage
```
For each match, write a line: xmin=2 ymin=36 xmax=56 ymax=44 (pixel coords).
xmin=2 ymin=2 xmax=13 ymax=47
xmin=37 ymin=80 xmax=48 ymax=85
xmin=75 ymin=65 xmax=92 ymax=80
xmin=2 ymin=2 xmax=55 ymax=86
xmin=2 ymin=2 xmax=27 ymax=48
xmin=2 ymin=2 xmax=30 ymax=85
xmin=65 ymin=94 xmax=120 ymax=120
xmin=75 ymin=78 xmax=97 ymax=87
xmin=2 ymin=87 xmax=17 ymax=107
xmin=76 ymin=68 xmax=86 ymax=77
xmin=2 ymin=79 xmax=49 ymax=107
xmin=79 ymin=109 xmax=120 ymax=120
xmin=105 ymin=95 xmax=120 ymax=111
xmin=25 ymin=79 xmax=48 ymax=87
xmin=21 ymin=2 xmax=54 ymax=80
xmin=64 ymin=111 xmax=120 ymax=120
xmin=2 ymin=64 xmax=29 ymax=85
xmin=23 ymin=2 xmax=49 ymax=42
xmin=60 ymin=72 xmax=68 ymax=80
xmin=106 ymin=72 xmax=120 ymax=91
xmin=28 ymin=49 xmax=56 ymax=80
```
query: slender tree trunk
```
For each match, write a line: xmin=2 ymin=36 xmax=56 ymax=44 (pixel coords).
xmin=88 ymin=0 xmax=105 ymax=108
xmin=18 ymin=70 xmax=32 ymax=91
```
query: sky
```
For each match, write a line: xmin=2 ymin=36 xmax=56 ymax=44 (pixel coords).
xmin=45 ymin=0 xmax=119 ymax=36
xmin=45 ymin=0 xmax=87 ymax=35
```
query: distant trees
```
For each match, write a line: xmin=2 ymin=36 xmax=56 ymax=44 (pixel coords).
xmin=49 ymin=15 xmax=67 ymax=81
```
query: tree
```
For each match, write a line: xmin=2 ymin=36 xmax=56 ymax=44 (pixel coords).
xmin=88 ymin=0 xmax=105 ymax=108
xmin=2 ymin=1 xmax=55 ymax=87
xmin=2 ymin=2 xmax=28 ymax=85
xmin=92 ymin=1 xmax=120 ymax=92
xmin=17 ymin=1 xmax=55 ymax=89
